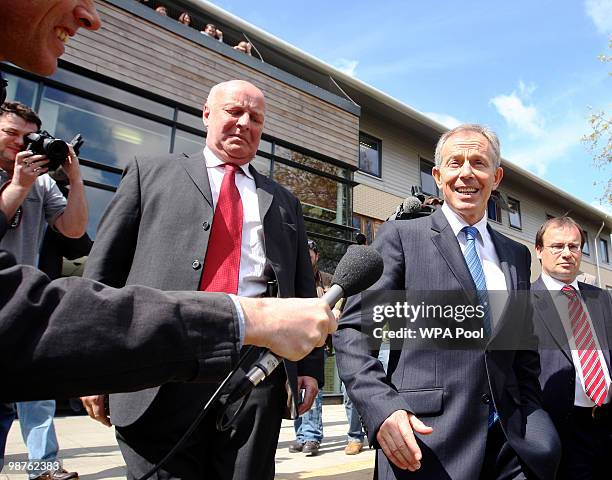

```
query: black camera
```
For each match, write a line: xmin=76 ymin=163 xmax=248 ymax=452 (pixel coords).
xmin=24 ymin=131 xmax=84 ymax=171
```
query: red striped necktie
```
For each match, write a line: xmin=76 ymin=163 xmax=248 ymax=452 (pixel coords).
xmin=199 ymin=163 xmax=243 ymax=294
xmin=562 ymin=285 xmax=609 ymax=406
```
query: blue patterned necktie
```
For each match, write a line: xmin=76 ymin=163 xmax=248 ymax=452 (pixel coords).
xmin=462 ymin=226 xmax=498 ymax=426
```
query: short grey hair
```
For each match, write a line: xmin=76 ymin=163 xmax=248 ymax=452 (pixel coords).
xmin=434 ymin=124 xmax=501 ymax=169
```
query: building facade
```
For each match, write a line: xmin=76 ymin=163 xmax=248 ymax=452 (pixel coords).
xmin=3 ymin=0 xmax=611 ymax=393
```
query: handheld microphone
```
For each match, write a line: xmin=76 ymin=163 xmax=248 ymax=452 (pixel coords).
xmin=226 ymin=245 xmax=384 ymax=403
xmin=388 ymin=196 xmax=422 ymax=221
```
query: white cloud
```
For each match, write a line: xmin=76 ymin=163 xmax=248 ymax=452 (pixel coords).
xmin=331 ymin=59 xmax=358 ymax=77
xmin=425 ymin=112 xmax=463 ymax=129
xmin=585 ymin=0 xmax=612 ymax=35
xmin=490 ymin=85 xmax=544 ymax=137
xmin=503 ymin=119 xmax=588 ymax=176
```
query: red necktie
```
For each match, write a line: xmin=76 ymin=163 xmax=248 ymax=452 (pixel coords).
xmin=562 ymin=285 xmax=609 ymax=406
xmin=199 ymin=164 xmax=243 ymax=294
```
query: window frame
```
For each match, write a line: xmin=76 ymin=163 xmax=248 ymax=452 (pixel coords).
xmin=419 ymin=157 xmax=439 ymax=196
xmin=507 ymin=196 xmax=522 ymax=230
xmin=582 ymin=230 xmax=591 ymax=256
xmin=358 ymin=131 xmax=382 ymax=178
xmin=599 ymin=238 xmax=609 ymax=263
xmin=487 ymin=196 xmax=502 ymax=224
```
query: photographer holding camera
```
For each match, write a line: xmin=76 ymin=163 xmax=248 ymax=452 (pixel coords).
xmin=0 ymin=101 xmax=87 ymax=480
xmin=0 ymin=102 xmax=87 ymax=260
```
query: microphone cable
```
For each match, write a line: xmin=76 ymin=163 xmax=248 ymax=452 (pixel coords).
xmin=136 ymin=346 xmax=256 ymax=480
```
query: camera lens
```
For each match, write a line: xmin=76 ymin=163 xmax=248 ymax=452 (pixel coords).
xmin=44 ymin=139 xmax=69 ymax=162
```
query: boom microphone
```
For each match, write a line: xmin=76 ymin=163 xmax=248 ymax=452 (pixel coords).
xmin=226 ymin=245 xmax=384 ymax=403
xmin=388 ymin=195 xmax=422 ymax=221
xmin=402 ymin=196 xmax=423 ymax=215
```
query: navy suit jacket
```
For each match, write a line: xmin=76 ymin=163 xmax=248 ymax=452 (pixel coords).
xmin=334 ymin=209 xmax=560 ymax=480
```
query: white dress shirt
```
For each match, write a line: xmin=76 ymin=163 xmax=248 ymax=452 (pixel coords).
xmin=540 ymin=272 xmax=611 ymax=406
xmin=441 ymin=203 xmax=508 ymax=329
xmin=204 ymin=146 xmax=268 ymax=298
xmin=204 ymin=147 xmax=269 ymax=345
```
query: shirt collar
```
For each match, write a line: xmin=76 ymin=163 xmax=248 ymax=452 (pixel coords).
xmin=203 ymin=146 xmax=253 ymax=179
xmin=541 ymin=271 xmax=580 ymax=292
xmin=441 ymin=202 xmax=488 ymax=241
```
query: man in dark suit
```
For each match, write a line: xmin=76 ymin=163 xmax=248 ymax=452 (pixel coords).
xmin=81 ymin=80 xmax=322 ymax=479
xmin=334 ymin=124 xmax=560 ymax=479
xmin=532 ymin=216 xmax=612 ymax=478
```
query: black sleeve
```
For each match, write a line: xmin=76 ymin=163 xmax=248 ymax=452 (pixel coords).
xmin=0 ymin=211 xmax=6 ymax=240
xmin=0 ymin=249 xmax=240 ymax=401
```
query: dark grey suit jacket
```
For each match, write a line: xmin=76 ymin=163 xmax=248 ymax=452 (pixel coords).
xmin=0 ymin=248 xmax=240 ymax=401
xmin=532 ymin=277 xmax=612 ymax=428
xmin=84 ymin=151 xmax=321 ymax=426
xmin=334 ymin=209 xmax=560 ymax=480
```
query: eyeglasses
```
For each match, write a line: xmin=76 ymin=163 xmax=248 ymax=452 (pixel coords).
xmin=544 ymin=243 xmax=581 ymax=255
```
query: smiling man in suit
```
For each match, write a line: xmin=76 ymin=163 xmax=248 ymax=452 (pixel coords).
xmin=532 ymin=216 xmax=612 ymax=479
xmin=334 ymin=124 xmax=560 ymax=479
xmin=80 ymin=79 xmax=322 ymax=480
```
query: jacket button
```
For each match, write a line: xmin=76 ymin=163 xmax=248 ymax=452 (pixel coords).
xmin=192 ymin=260 xmax=201 ymax=270
xmin=481 ymin=394 xmax=490 ymax=405
xmin=202 ymin=221 xmax=210 ymax=230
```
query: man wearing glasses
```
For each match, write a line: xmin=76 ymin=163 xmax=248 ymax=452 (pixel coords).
xmin=532 ymin=216 xmax=612 ymax=478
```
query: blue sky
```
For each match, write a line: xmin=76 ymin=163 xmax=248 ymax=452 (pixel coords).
xmin=214 ymin=0 xmax=611 ymax=213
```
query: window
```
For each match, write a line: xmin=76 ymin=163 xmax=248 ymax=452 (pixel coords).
xmin=507 ymin=197 xmax=522 ymax=229
xmin=359 ymin=132 xmax=381 ymax=177
xmin=487 ymin=196 xmax=502 ymax=223
xmin=420 ymin=159 xmax=439 ymax=196
xmin=273 ymin=161 xmax=348 ymax=224
xmin=582 ymin=231 xmax=590 ymax=256
xmin=3 ymin=72 xmax=38 ymax=107
xmin=173 ymin=129 xmax=203 ymax=154
xmin=353 ymin=214 xmax=383 ymax=245
xmin=83 ymin=185 xmax=115 ymax=239
xmin=38 ymin=86 xmax=172 ymax=171
xmin=599 ymin=238 xmax=609 ymax=263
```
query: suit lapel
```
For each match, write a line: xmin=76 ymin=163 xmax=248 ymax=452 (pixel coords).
xmin=180 ymin=151 xmax=213 ymax=208
xmin=430 ymin=209 xmax=475 ymax=297
xmin=251 ymin=165 xmax=282 ymax=278
xmin=251 ymin=164 xmax=274 ymax=222
xmin=533 ymin=278 xmax=573 ymax=364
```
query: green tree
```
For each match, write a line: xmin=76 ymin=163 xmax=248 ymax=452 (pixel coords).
xmin=583 ymin=35 xmax=612 ymax=204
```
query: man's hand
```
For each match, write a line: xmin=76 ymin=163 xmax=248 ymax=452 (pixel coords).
xmin=240 ymin=297 xmax=337 ymax=361
xmin=0 ymin=151 xmax=48 ymax=219
xmin=61 ymin=145 xmax=82 ymax=184
xmin=376 ymin=410 xmax=433 ymax=471
xmin=297 ymin=375 xmax=319 ymax=415
xmin=12 ymin=151 xmax=48 ymax=190
xmin=80 ymin=394 xmax=112 ymax=427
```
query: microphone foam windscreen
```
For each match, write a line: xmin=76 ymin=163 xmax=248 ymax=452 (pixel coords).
xmin=402 ymin=196 xmax=423 ymax=214
xmin=332 ymin=245 xmax=384 ymax=297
